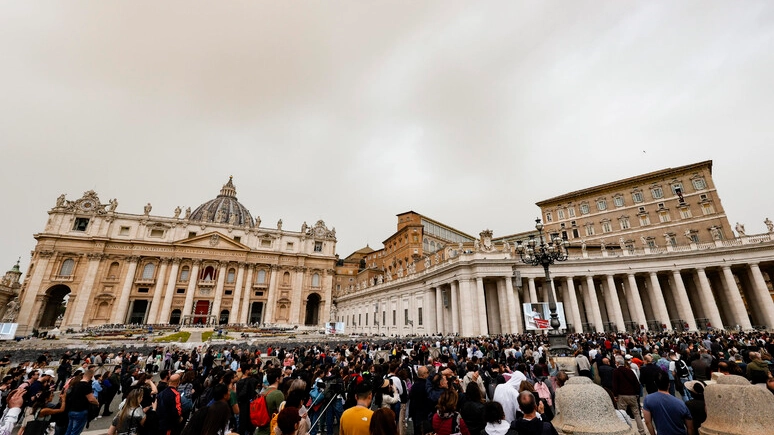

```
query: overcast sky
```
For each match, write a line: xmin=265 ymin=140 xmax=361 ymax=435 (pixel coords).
xmin=2 ymin=2 xmax=774 ymax=276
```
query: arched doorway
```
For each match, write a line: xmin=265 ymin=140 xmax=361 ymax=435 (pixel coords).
xmin=304 ymin=293 xmax=321 ymax=326
xmin=169 ymin=309 xmax=181 ymax=325
xmin=219 ymin=310 xmax=229 ymax=325
xmin=39 ymin=285 xmax=71 ymax=328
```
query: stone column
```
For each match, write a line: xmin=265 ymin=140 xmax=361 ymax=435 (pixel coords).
xmin=16 ymin=252 xmax=54 ymax=335
xmin=720 ymin=266 xmax=752 ymax=330
xmin=434 ymin=287 xmax=443 ymax=334
xmin=459 ymin=279 xmax=474 ymax=336
xmin=476 ymin=277 xmax=488 ymax=335
xmin=290 ymin=267 xmax=306 ymax=324
xmin=321 ymin=269 xmax=334 ymax=326
xmin=670 ymin=270 xmax=697 ymax=331
xmin=648 ymin=272 xmax=672 ymax=330
xmin=528 ymin=278 xmax=538 ymax=303
xmin=425 ymin=288 xmax=437 ymax=335
xmin=450 ymin=281 xmax=460 ymax=333
xmin=626 ymin=273 xmax=648 ymax=331
xmin=747 ymin=263 xmax=774 ymax=328
xmin=158 ymin=258 xmax=181 ymax=324
xmin=112 ymin=256 xmax=140 ymax=324
xmin=604 ymin=275 xmax=626 ymax=331
xmin=264 ymin=266 xmax=280 ymax=323
xmin=210 ymin=262 xmax=228 ymax=324
xmin=584 ymin=276 xmax=604 ymax=332
xmin=146 ymin=259 xmax=169 ymax=324
xmin=239 ymin=266 xmax=254 ymax=323
xmin=228 ymin=263 xmax=245 ymax=324
xmin=695 ymin=268 xmax=724 ymax=329
xmin=564 ymin=278 xmax=583 ymax=333
xmin=505 ymin=277 xmax=521 ymax=334
xmin=182 ymin=260 xmax=200 ymax=321
xmin=496 ymin=279 xmax=509 ymax=334
xmin=67 ymin=253 xmax=103 ymax=328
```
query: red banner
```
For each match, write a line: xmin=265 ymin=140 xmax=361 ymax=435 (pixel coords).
xmin=534 ymin=318 xmax=550 ymax=329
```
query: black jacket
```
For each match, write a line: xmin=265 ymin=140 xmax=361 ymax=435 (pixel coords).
xmin=408 ymin=377 xmax=431 ymax=422
xmin=510 ymin=417 xmax=558 ymax=435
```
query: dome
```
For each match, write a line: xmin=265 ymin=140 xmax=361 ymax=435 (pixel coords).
xmin=191 ymin=177 xmax=255 ymax=227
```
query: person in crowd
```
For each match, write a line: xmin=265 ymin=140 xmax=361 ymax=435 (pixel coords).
xmin=369 ymin=408 xmax=398 ymax=435
xmin=275 ymin=406 xmax=303 ymax=435
xmin=482 ymin=401 xmax=516 ymax=435
xmin=746 ymin=352 xmax=770 ymax=384
xmin=107 ymin=389 xmax=147 ymax=435
xmin=460 ymin=382 xmax=485 ymax=435
xmin=18 ymin=389 xmax=66 ymax=435
xmin=256 ymin=368 xmax=284 ymax=435
xmin=408 ymin=365 xmax=432 ymax=435
xmin=612 ymin=355 xmax=646 ymax=435
xmin=643 ymin=370 xmax=693 ymax=435
xmin=639 ymin=354 xmax=661 ymax=395
xmin=684 ymin=380 xmax=710 ymax=435
xmin=340 ymin=380 xmax=374 ymax=435
xmin=432 ymin=389 xmax=469 ymax=435
xmin=158 ymin=373 xmax=183 ymax=435
xmin=64 ymin=369 xmax=100 ymax=435
xmin=575 ymin=350 xmax=591 ymax=379
xmin=509 ymin=391 xmax=557 ymax=435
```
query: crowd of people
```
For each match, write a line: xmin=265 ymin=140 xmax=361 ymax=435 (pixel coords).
xmin=0 ymin=329 xmax=770 ymax=435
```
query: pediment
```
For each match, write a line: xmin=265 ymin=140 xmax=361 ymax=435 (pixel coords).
xmin=174 ymin=232 xmax=250 ymax=251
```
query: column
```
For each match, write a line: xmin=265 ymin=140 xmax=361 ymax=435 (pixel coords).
xmin=182 ymin=260 xmax=200 ymax=321
xmin=747 ymin=263 xmax=774 ymax=328
xmin=604 ymin=275 xmax=626 ymax=331
xmin=505 ymin=277 xmax=520 ymax=334
xmin=648 ymin=272 xmax=672 ymax=330
xmin=528 ymin=278 xmax=538 ymax=303
xmin=320 ymin=270 xmax=333 ymax=326
xmin=17 ymin=252 xmax=53 ymax=335
xmin=425 ymin=288 xmax=437 ymax=335
xmin=450 ymin=281 xmax=460 ymax=333
xmin=228 ymin=263 xmax=245 ymax=324
xmin=264 ymin=266 xmax=280 ymax=323
xmin=112 ymin=256 xmax=140 ymax=324
xmin=720 ymin=266 xmax=752 ymax=330
xmin=475 ymin=277 xmax=488 ymax=335
xmin=626 ymin=273 xmax=648 ymax=331
xmin=564 ymin=278 xmax=583 ymax=333
xmin=434 ymin=287 xmax=443 ymax=334
xmin=496 ymin=279 xmax=509 ymax=334
xmin=584 ymin=276 xmax=604 ymax=332
xmin=290 ymin=267 xmax=305 ymax=324
xmin=67 ymin=254 xmax=103 ymax=328
xmin=210 ymin=262 xmax=228 ymax=323
xmin=239 ymin=266 xmax=254 ymax=323
xmin=459 ymin=279 xmax=474 ymax=336
xmin=670 ymin=270 xmax=697 ymax=331
xmin=146 ymin=259 xmax=169 ymax=324
xmin=158 ymin=258 xmax=181 ymax=324
xmin=695 ymin=268 xmax=724 ymax=329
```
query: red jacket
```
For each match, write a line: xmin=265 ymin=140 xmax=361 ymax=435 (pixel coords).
xmin=432 ymin=412 xmax=470 ymax=435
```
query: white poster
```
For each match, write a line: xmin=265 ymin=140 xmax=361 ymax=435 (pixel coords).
xmin=522 ymin=303 xmax=567 ymax=331
xmin=325 ymin=322 xmax=346 ymax=335
xmin=0 ymin=323 xmax=18 ymax=340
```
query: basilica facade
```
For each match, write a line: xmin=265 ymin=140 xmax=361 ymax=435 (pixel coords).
xmin=14 ymin=177 xmax=337 ymax=335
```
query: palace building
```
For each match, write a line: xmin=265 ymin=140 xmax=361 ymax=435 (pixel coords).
xmin=14 ymin=177 xmax=337 ymax=335
xmin=334 ymin=161 xmax=774 ymax=336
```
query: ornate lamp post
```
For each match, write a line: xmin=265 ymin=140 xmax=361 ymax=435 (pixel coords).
xmin=515 ymin=218 xmax=571 ymax=354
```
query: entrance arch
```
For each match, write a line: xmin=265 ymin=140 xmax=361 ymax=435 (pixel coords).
xmin=304 ymin=293 xmax=321 ymax=326
xmin=40 ymin=285 xmax=71 ymax=328
xmin=169 ymin=309 xmax=181 ymax=325
xmin=219 ymin=310 xmax=229 ymax=325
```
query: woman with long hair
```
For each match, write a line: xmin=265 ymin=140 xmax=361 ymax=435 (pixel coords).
xmin=460 ymin=382 xmax=485 ymax=435
xmin=275 ymin=406 xmax=302 ymax=435
xmin=199 ymin=400 xmax=234 ymax=435
xmin=432 ymin=389 xmax=470 ymax=435
xmin=369 ymin=408 xmax=398 ymax=435
xmin=18 ymin=389 xmax=66 ymax=435
xmin=107 ymin=388 xmax=146 ymax=435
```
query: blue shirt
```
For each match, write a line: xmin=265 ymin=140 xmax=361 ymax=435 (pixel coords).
xmin=643 ymin=392 xmax=692 ymax=435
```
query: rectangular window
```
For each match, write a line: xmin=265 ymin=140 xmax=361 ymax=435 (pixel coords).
xmin=358 ymin=314 xmax=361 ymax=325
xmin=314 ymin=241 xmax=323 ymax=252
xmin=580 ymin=204 xmax=590 ymax=215
xmin=286 ymin=242 xmax=294 ymax=250
xmin=647 ymin=239 xmax=657 ymax=249
xmin=233 ymin=236 xmax=241 ymax=243
xmin=693 ymin=179 xmax=707 ymax=190
xmin=138 ymin=287 xmax=149 ymax=293
xmin=119 ymin=226 xmax=130 ymax=236
xmin=404 ymin=309 xmax=409 ymax=325
xmin=225 ymin=290 xmax=232 ymax=295
xmin=366 ymin=313 xmax=369 ymax=326
xmin=702 ymin=203 xmax=715 ymax=215
xmin=383 ymin=311 xmax=386 ymax=325
xmin=651 ymin=187 xmax=663 ymax=199
xmin=671 ymin=183 xmax=684 ymax=195
xmin=418 ymin=307 xmax=423 ymax=326
xmin=597 ymin=200 xmax=607 ymax=211
xmin=659 ymin=211 xmax=671 ymax=223
xmin=680 ymin=208 xmax=692 ymax=219
xmin=545 ymin=212 xmax=553 ymax=223
xmin=614 ymin=196 xmax=624 ymax=207
xmin=392 ymin=310 xmax=396 ymax=326
xmin=572 ymin=228 xmax=580 ymax=238
xmin=176 ymin=288 xmax=185 ymax=294
xmin=73 ymin=218 xmax=89 ymax=231
xmin=691 ymin=234 xmax=700 ymax=244
xmin=667 ymin=235 xmax=677 ymax=247
xmin=585 ymin=225 xmax=595 ymax=236
xmin=568 ymin=208 xmax=576 ymax=218
xmin=601 ymin=222 xmax=612 ymax=233
xmin=632 ymin=192 xmax=643 ymax=203
xmin=557 ymin=209 xmax=565 ymax=220
xmin=620 ymin=218 xmax=630 ymax=230
xmin=639 ymin=215 xmax=651 ymax=226
xmin=261 ymin=239 xmax=272 ymax=247
xmin=188 ymin=232 xmax=197 ymax=238
xmin=150 ymin=229 xmax=164 ymax=238
xmin=561 ymin=230 xmax=568 ymax=240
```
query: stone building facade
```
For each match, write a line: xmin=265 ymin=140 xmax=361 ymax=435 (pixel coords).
xmin=334 ymin=162 xmax=774 ymax=335
xmin=15 ymin=177 xmax=337 ymax=335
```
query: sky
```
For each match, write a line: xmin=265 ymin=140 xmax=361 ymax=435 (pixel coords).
xmin=2 ymin=1 xmax=774 ymax=277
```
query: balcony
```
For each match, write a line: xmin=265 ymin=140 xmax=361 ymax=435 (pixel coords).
xmin=198 ymin=279 xmax=216 ymax=287
xmin=52 ymin=275 xmax=73 ymax=282
xmin=252 ymin=282 xmax=268 ymax=289
xmin=135 ymin=278 xmax=155 ymax=285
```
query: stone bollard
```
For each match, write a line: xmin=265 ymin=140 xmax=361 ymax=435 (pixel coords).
xmin=555 ymin=356 xmax=578 ymax=376
xmin=699 ymin=374 xmax=774 ymax=435
xmin=553 ymin=376 xmax=637 ymax=435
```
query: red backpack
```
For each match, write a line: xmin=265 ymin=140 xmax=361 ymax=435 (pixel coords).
xmin=250 ymin=388 xmax=275 ymax=427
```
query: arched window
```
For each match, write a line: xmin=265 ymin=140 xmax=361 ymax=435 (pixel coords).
xmin=311 ymin=273 xmax=320 ymax=287
xmin=202 ymin=265 xmax=215 ymax=281
xmin=107 ymin=262 xmax=120 ymax=279
xmin=257 ymin=270 xmax=267 ymax=284
xmin=169 ymin=309 xmax=182 ymax=325
xmin=179 ymin=266 xmax=190 ymax=282
xmin=227 ymin=268 xmax=236 ymax=283
xmin=141 ymin=263 xmax=155 ymax=280
xmin=283 ymin=272 xmax=290 ymax=285
xmin=59 ymin=259 xmax=75 ymax=276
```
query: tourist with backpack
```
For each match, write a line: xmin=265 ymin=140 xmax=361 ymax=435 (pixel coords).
xmin=236 ymin=364 xmax=260 ymax=435
xmin=255 ymin=368 xmax=284 ymax=435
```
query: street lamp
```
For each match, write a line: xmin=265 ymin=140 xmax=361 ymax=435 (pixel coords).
xmin=515 ymin=218 xmax=571 ymax=354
